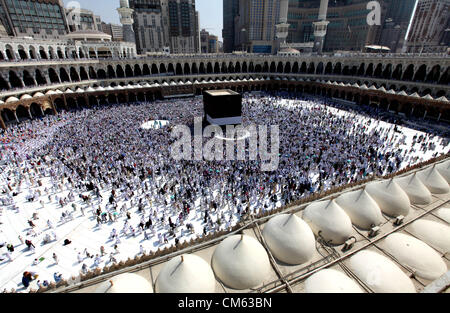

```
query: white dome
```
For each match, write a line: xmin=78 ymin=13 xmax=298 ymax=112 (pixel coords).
xmin=305 ymin=269 xmax=364 ymax=293
xmin=435 ymin=208 xmax=450 ymax=224
xmin=348 ymin=250 xmax=416 ymax=293
xmin=302 ymin=200 xmax=353 ymax=245
xmin=211 ymin=235 xmax=272 ymax=290
xmin=407 ymin=219 xmax=450 ymax=253
xmin=335 ymin=188 xmax=383 ymax=230
xmin=394 ymin=173 xmax=432 ymax=205
xmin=33 ymin=92 xmax=45 ymax=97
xmin=436 ymin=160 xmax=450 ymax=183
xmin=94 ymin=273 xmax=153 ymax=293
xmin=155 ymin=254 xmax=216 ymax=293
xmin=365 ymin=179 xmax=410 ymax=217
xmin=6 ymin=96 xmax=19 ymax=103
xmin=262 ymin=214 xmax=315 ymax=265
xmin=381 ymin=233 xmax=447 ymax=280
xmin=416 ymin=166 xmax=450 ymax=194
xmin=20 ymin=94 xmax=32 ymax=100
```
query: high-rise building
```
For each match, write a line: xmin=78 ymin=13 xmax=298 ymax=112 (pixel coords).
xmin=235 ymin=0 xmax=281 ymax=54
xmin=378 ymin=0 xmax=417 ymax=52
xmin=200 ymin=28 xmax=218 ymax=53
xmin=405 ymin=0 xmax=450 ymax=53
xmin=223 ymin=0 xmax=239 ymax=52
xmin=165 ymin=0 xmax=199 ymax=54
xmin=208 ymin=34 xmax=218 ymax=53
xmin=200 ymin=28 xmax=209 ymax=53
xmin=0 ymin=0 xmax=68 ymax=39
xmin=287 ymin=0 xmax=384 ymax=52
xmin=102 ymin=22 xmax=124 ymax=41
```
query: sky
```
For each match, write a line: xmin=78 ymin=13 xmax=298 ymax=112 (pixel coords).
xmin=62 ymin=0 xmax=223 ymax=41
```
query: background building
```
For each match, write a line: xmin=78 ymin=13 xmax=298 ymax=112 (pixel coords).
xmin=405 ymin=0 xmax=450 ymax=53
xmin=165 ymin=0 xmax=199 ymax=54
xmin=0 ymin=0 xmax=68 ymax=40
xmin=102 ymin=23 xmax=124 ymax=42
xmin=200 ymin=28 xmax=209 ymax=53
xmin=66 ymin=7 xmax=102 ymax=32
xmin=222 ymin=0 xmax=239 ymax=52
xmin=235 ymin=0 xmax=281 ymax=54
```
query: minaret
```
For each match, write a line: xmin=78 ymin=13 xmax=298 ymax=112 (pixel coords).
xmin=117 ymin=0 xmax=136 ymax=43
xmin=275 ymin=0 xmax=290 ymax=52
xmin=313 ymin=0 xmax=329 ymax=54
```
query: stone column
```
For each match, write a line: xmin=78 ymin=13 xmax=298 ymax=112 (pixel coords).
xmin=40 ymin=106 xmax=44 ymax=116
xmin=27 ymin=108 xmax=32 ymax=119
xmin=13 ymin=111 xmax=19 ymax=123
xmin=423 ymin=110 xmax=427 ymax=119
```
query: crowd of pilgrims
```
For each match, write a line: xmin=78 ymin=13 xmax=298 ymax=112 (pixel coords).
xmin=0 ymin=91 xmax=448 ymax=290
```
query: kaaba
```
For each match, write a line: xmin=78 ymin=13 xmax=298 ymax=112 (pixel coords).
xmin=203 ymin=89 xmax=242 ymax=125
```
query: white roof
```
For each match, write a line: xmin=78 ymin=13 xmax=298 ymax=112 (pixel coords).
xmin=211 ymin=235 xmax=272 ymax=290
xmin=436 ymin=96 xmax=449 ymax=103
xmin=397 ymin=90 xmax=408 ymax=96
xmin=335 ymin=188 xmax=383 ymax=230
xmin=115 ymin=85 xmax=124 ymax=90
xmin=387 ymin=89 xmax=396 ymax=94
xmin=155 ymin=254 xmax=216 ymax=293
xmin=394 ymin=173 xmax=432 ymax=205
xmin=170 ymin=81 xmax=177 ymax=86
xmin=6 ymin=96 xmax=19 ymax=103
xmin=65 ymin=88 xmax=74 ymax=93
xmin=75 ymin=88 xmax=84 ymax=93
xmin=416 ymin=166 xmax=450 ymax=194
xmin=435 ymin=208 xmax=450 ymax=224
xmin=20 ymin=94 xmax=32 ymax=100
xmin=45 ymin=90 xmax=57 ymax=95
xmin=262 ymin=214 xmax=315 ymax=265
xmin=33 ymin=92 xmax=45 ymax=97
xmin=359 ymin=84 xmax=368 ymax=90
xmin=305 ymin=269 xmax=364 ymax=293
xmin=422 ymin=94 xmax=434 ymax=100
xmin=85 ymin=87 xmax=95 ymax=92
xmin=368 ymin=85 xmax=377 ymax=90
xmin=407 ymin=219 xmax=450 ymax=253
xmin=126 ymin=84 xmax=134 ymax=89
xmin=94 ymin=86 xmax=105 ymax=91
xmin=352 ymin=83 xmax=359 ymax=88
xmin=141 ymin=83 xmax=151 ymax=88
xmin=104 ymin=86 xmax=114 ymax=91
xmin=365 ymin=179 xmax=411 ymax=217
xmin=94 ymin=273 xmax=153 ymax=293
xmin=185 ymin=80 xmax=192 ymax=85
xmin=348 ymin=250 xmax=416 ymax=293
xmin=381 ymin=233 xmax=447 ymax=280
xmin=409 ymin=92 xmax=420 ymax=98
xmin=178 ymin=80 xmax=184 ymax=85
xmin=377 ymin=86 xmax=387 ymax=92
xmin=436 ymin=160 xmax=450 ymax=183
xmin=55 ymin=90 xmax=63 ymax=94
xmin=302 ymin=200 xmax=353 ymax=245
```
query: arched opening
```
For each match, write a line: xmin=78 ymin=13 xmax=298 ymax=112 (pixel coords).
xmin=373 ymin=63 xmax=383 ymax=78
xmin=308 ymin=62 xmax=315 ymax=74
xmin=438 ymin=67 xmax=449 ymax=84
xmin=107 ymin=65 xmax=116 ymax=79
xmin=206 ymin=62 xmax=213 ymax=74
xmin=16 ymin=105 xmax=29 ymax=121
xmin=18 ymin=46 xmax=27 ymax=60
xmin=89 ymin=67 xmax=97 ymax=79
xmin=175 ymin=63 xmax=182 ymax=76
xmin=316 ymin=62 xmax=323 ymax=75
xmin=23 ymin=70 xmax=35 ymax=86
xmin=365 ymin=63 xmax=374 ymax=76
xmin=5 ymin=45 xmax=14 ymax=60
xmin=255 ymin=64 xmax=261 ymax=73
xmin=9 ymin=71 xmax=23 ymax=88
xmin=39 ymin=47 xmax=47 ymax=59
xmin=60 ymin=68 xmax=70 ymax=82
xmin=78 ymin=48 xmax=85 ymax=58
xmin=242 ymin=62 xmax=248 ymax=72
xmin=230 ymin=62 xmax=237 ymax=73
xmin=70 ymin=67 xmax=80 ymax=82
xmin=270 ymin=62 xmax=276 ymax=73
xmin=324 ymin=62 xmax=332 ymax=74
xmin=48 ymin=68 xmax=60 ymax=83
xmin=284 ymin=62 xmax=291 ymax=73
xmin=220 ymin=62 xmax=227 ymax=73
xmin=192 ymin=63 xmax=198 ymax=74
xmin=97 ymin=69 xmax=106 ymax=79
xmin=152 ymin=64 xmax=159 ymax=75
xmin=214 ymin=62 xmax=220 ymax=74
xmin=79 ymin=67 xmax=88 ymax=81
xmin=333 ymin=62 xmax=341 ymax=75
xmin=29 ymin=47 xmax=36 ymax=59
xmin=29 ymin=103 xmax=42 ymax=118
xmin=357 ymin=63 xmax=365 ymax=76
xmin=235 ymin=62 xmax=241 ymax=73
xmin=392 ymin=64 xmax=403 ymax=80
xmin=436 ymin=90 xmax=446 ymax=98
xmin=277 ymin=62 xmax=283 ymax=73
xmin=53 ymin=98 xmax=65 ymax=112
xmin=350 ymin=66 xmax=357 ymax=76
xmin=125 ymin=65 xmax=134 ymax=77
xmin=143 ymin=64 xmax=150 ymax=76
xmin=426 ymin=65 xmax=440 ymax=83
xmin=160 ymin=64 xmax=167 ymax=74
xmin=0 ymin=74 xmax=9 ymax=90
xmin=184 ymin=63 xmax=190 ymax=75
xmin=383 ymin=64 xmax=392 ymax=79
xmin=402 ymin=64 xmax=414 ymax=81
xmin=134 ymin=64 xmax=142 ymax=77
xmin=199 ymin=63 xmax=205 ymax=74
xmin=167 ymin=64 xmax=175 ymax=75
xmin=116 ymin=65 xmax=125 ymax=78
xmin=248 ymin=62 xmax=254 ymax=72
xmin=413 ymin=64 xmax=427 ymax=82
xmin=1 ymin=108 xmax=15 ymax=123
